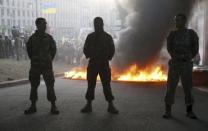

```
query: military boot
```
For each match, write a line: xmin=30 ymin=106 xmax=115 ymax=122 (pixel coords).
xmin=186 ymin=105 xmax=197 ymax=119
xmin=107 ymin=102 xmax=119 ymax=114
xmin=163 ymin=104 xmax=172 ymax=119
xmin=24 ymin=105 xmax=37 ymax=115
xmin=81 ymin=102 xmax=92 ymax=113
xmin=51 ymin=103 xmax=60 ymax=115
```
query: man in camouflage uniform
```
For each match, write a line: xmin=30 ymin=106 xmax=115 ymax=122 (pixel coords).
xmin=163 ymin=14 xmax=199 ymax=119
xmin=0 ymin=35 xmax=4 ymax=58
xmin=14 ymin=33 xmax=22 ymax=61
xmin=5 ymin=36 xmax=12 ymax=58
xmin=0 ymin=35 xmax=6 ymax=58
xmin=81 ymin=17 xmax=119 ymax=114
xmin=24 ymin=18 xmax=59 ymax=115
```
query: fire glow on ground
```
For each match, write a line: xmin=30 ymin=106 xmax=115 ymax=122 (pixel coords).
xmin=64 ymin=64 xmax=167 ymax=82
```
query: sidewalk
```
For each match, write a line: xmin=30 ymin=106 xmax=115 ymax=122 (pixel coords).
xmin=0 ymin=59 xmax=73 ymax=88
xmin=0 ymin=72 xmax=64 ymax=88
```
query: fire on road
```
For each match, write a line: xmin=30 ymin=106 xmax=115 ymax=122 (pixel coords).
xmin=64 ymin=64 xmax=167 ymax=82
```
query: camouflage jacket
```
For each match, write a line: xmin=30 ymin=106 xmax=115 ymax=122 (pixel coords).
xmin=83 ymin=31 xmax=115 ymax=62
xmin=167 ymin=28 xmax=199 ymax=62
xmin=26 ymin=31 xmax=56 ymax=68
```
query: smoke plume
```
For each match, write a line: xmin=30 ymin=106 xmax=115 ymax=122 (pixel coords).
xmin=114 ymin=0 xmax=196 ymax=68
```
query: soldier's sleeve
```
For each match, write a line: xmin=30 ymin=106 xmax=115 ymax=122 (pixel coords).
xmin=83 ymin=35 xmax=90 ymax=58
xmin=26 ymin=37 xmax=32 ymax=59
xmin=167 ymin=31 xmax=175 ymax=58
xmin=108 ymin=35 xmax=115 ymax=60
xmin=190 ymin=30 xmax=199 ymax=59
xmin=50 ymin=36 xmax=57 ymax=60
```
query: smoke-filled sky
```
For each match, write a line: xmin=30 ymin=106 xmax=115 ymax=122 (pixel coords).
xmin=114 ymin=0 xmax=196 ymax=68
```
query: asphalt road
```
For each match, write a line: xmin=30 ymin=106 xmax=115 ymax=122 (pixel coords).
xmin=0 ymin=78 xmax=208 ymax=131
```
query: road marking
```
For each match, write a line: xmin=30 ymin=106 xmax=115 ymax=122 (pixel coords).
xmin=197 ymin=87 xmax=208 ymax=93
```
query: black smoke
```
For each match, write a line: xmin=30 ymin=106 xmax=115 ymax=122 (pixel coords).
xmin=115 ymin=0 xmax=128 ymax=28
xmin=114 ymin=0 xmax=196 ymax=68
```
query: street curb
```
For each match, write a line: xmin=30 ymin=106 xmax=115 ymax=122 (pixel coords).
xmin=0 ymin=73 xmax=64 ymax=88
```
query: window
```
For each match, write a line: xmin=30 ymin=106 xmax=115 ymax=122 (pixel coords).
xmin=18 ymin=19 xmax=20 ymax=26
xmin=1 ymin=8 xmax=4 ymax=16
xmin=0 ymin=0 xmax=3 ymax=5
xmin=32 ymin=12 xmax=34 ymax=17
xmin=13 ymin=20 xmax=15 ymax=25
xmin=22 ymin=1 xmax=25 ymax=8
xmin=7 ymin=9 xmax=10 ymax=16
xmin=18 ymin=10 xmax=20 ymax=16
xmin=7 ymin=19 xmax=10 ymax=26
xmin=27 ymin=10 xmax=30 ymax=17
xmin=2 ymin=19 xmax=5 ymax=25
xmin=22 ymin=10 xmax=25 ymax=17
xmin=23 ymin=20 xmax=25 ymax=26
xmin=12 ymin=9 xmax=15 ymax=17
xmin=6 ymin=0 xmax=9 ymax=5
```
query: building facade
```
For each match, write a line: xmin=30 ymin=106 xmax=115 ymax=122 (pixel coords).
xmin=37 ymin=0 xmax=121 ymax=39
xmin=0 ymin=0 xmax=121 ymax=38
xmin=0 ymin=0 xmax=36 ymax=35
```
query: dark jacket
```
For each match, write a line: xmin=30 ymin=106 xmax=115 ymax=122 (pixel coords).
xmin=167 ymin=28 xmax=199 ymax=62
xmin=83 ymin=31 xmax=115 ymax=62
xmin=26 ymin=31 xmax=56 ymax=68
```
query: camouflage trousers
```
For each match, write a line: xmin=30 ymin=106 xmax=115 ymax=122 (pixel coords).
xmin=85 ymin=61 xmax=114 ymax=102
xmin=164 ymin=60 xmax=194 ymax=105
xmin=29 ymin=67 xmax=56 ymax=102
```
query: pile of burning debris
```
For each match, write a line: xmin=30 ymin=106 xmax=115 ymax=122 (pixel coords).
xmin=64 ymin=64 xmax=167 ymax=82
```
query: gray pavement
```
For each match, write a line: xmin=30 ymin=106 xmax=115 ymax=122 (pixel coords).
xmin=0 ymin=78 xmax=208 ymax=131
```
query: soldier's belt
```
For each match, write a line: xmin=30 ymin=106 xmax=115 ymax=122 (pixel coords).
xmin=172 ymin=58 xmax=191 ymax=62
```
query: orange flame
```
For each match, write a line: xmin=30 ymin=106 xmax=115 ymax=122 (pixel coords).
xmin=64 ymin=64 xmax=167 ymax=82
xmin=113 ymin=64 xmax=167 ymax=82
xmin=64 ymin=67 xmax=87 ymax=80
